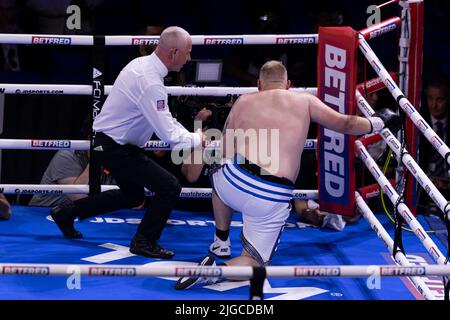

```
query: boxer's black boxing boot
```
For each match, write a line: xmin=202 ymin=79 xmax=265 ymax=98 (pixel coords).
xmin=130 ymin=232 xmax=174 ymax=259
xmin=50 ymin=204 xmax=83 ymax=239
xmin=175 ymin=255 xmax=218 ymax=290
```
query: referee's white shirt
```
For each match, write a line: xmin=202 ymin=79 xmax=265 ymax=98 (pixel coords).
xmin=93 ymin=52 xmax=200 ymax=149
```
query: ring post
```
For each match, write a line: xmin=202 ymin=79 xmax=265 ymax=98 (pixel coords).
xmin=317 ymin=27 xmax=359 ymax=217
xmin=401 ymin=0 xmax=424 ymax=215
xmin=89 ymin=35 xmax=106 ymax=195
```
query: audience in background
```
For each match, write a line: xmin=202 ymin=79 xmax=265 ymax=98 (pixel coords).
xmin=0 ymin=194 xmax=11 ymax=220
xmin=0 ymin=0 xmax=21 ymax=71
xmin=223 ymin=7 xmax=289 ymax=87
xmin=29 ymin=116 xmax=116 ymax=208
xmin=418 ymin=75 xmax=450 ymax=216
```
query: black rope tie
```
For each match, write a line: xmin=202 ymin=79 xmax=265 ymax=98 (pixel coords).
xmin=249 ymin=267 xmax=266 ymax=300
xmin=393 ymin=200 xmax=406 ymax=257
xmin=392 ymin=104 xmax=407 ymax=257
xmin=89 ymin=35 xmax=106 ymax=195
xmin=444 ymin=209 xmax=450 ymax=263
xmin=444 ymin=278 xmax=450 ymax=301
xmin=439 ymin=204 xmax=450 ymax=300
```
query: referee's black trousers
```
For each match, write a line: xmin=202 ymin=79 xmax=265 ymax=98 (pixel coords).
xmin=71 ymin=132 xmax=181 ymax=242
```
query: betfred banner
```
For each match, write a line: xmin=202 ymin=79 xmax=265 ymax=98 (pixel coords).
xmin=317 ymin=27 xmax=358 ymax=216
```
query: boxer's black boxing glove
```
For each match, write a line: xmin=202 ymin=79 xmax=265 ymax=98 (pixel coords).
xmin=368 ymin=108 xmax=401 ymax=134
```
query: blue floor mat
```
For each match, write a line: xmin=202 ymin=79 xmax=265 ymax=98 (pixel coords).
xmin=0 ymin=205 xmax=446 ymax=300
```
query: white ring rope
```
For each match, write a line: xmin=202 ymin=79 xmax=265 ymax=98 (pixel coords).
xmin=0 ymin=263 xmax=449 ymax=278
xmin=0 ymin=34 xmax=318 ymax=46
xmin=356 ymin=191 xmax=438 ymax=300
xmin=356 ymin=92 xmax=449 ymax=216
xmin=355 ymin=140 xmax=447 ymax=265
xmin=0 ymin=84 xmax=317 ymax=97
xmin=359 ymin=35 xmax=450 ymax=166
xmin=0 ymin=139 xmax=318 ymax=151
xmin=0 ymin=184 xmax=317 ymax=200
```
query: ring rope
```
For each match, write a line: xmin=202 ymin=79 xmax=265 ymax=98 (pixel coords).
xmin=0 ymin=34 xmax=319 ymax=46
xmin=355 ymin=140 xmax=447 ymax=265
xmin=0 ymin=15 xmax=401 ymax=47
xmin=356 ymin=91 xmax=449 ymax=215
xmin=0 ymin=184 xmax=318 ymax=200
xmin=1 ymin=262 xmax=449 ymax=279
xmin=0 ymin=139 xmax=318 ymax=151
xmin=355 ymin=191 xmax=438 ymax=300
xmin=0 ymin=84 xmax=317 ymax=97
xmin=358 ymin=35 xmax=450 ymax=167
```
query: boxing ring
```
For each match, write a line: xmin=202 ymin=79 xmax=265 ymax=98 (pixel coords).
xmin=1 ymin=0 xmax=449 ymax=300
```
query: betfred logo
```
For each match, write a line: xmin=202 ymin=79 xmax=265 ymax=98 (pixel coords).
xmin=371 ymin=60 xmax=382 ymax=73
xmin=322 ymin=44 xmax=348 ymax=198
xmin=402 ymin=209 xmax=413 ymax=223
xmin=131 ymin=38 xmax=159 ymax=45
xmin=276 ymin=37 xmax=315 ymax=44
xmin=416 ymin=119 xmax=429 ymax=132
xmin=370 ymin=166 xmax=381 ymax=179
xmin=406 ymin=160 xmax=417 ymax=175
xmin=32 ymin=36 xmax=71 ymax=45
xmin=175 ymin=267 xmax=222 ymax=277
xmin=364 ymin=77 xmax=383 ymax=89
xmin=383 ymin=185 xmax=394 ymax=197
xmin=429 ymin=246 xmax=441 ymax=261
xmin=404 ymin=102 xmax=416 ymax=116
xmin=380 ymin=266 xmax=425 ymax=276
xmin=88 ymin=267 xmax=136 ymax=276
xmin=430 ymin=135 xmax=444 ymax=149
xmin=3 ymin=265 xmax=49 ymax=275
xmin=294 ymin=267 xmax=341 ymax=277
xmin=369 ymin=22 xmax=397 ymax=39
xmin=31 ymin=140 xmax=71 ymax=148
xmin=415 ymin=228 xmax=426 ymax=241
xmin=204 ymin=38 xmax=243 ymax=45
xmin=143 ymin=141 xmax=170 ymax=149
xmin=359 ymin=150 xmax=368 ymax=161
xmin=384 ymin=78 xmax=396 ymax=91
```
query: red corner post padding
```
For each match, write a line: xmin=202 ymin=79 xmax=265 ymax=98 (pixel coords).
xmin=317 ymin=27 xmax=359 ymax=216
xmin=405 ymin=2 xmax=424 ymax=216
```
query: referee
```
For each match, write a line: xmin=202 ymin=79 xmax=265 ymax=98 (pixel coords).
xmin=51 ymin=26 xmax=202 ymax=259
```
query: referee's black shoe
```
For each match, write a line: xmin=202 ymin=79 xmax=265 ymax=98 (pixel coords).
xmin=129 ymin=233 xmax=174 ymax=259
xmin=50 ymin=205 xmax=83 ymax=239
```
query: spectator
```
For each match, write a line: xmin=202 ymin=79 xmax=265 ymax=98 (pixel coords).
xmin=0 ymin=194 xmax=11 ymax=220
xmin=29 ymin=116 xmax=116 ymax=208
xmin=148 ymin=106 xmax=215 ymax=212
xmin=287 ymin=9 xmax=346 ymax=87
xmin=28 ymin=149 xmax=116 ymax=208
xmin=0 ymin=0 xmax=21 ymax=71
xmin=294 ymin=199 xmax=359 ymax=231
xmin=418 ymin=75 xmax=450 ymax=215
xmin=25 ymin=0 xmax=104 ymax=34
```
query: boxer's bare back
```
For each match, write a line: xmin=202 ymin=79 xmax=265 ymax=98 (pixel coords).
xmin=222 ymin=89 xmax=371 ymax=182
